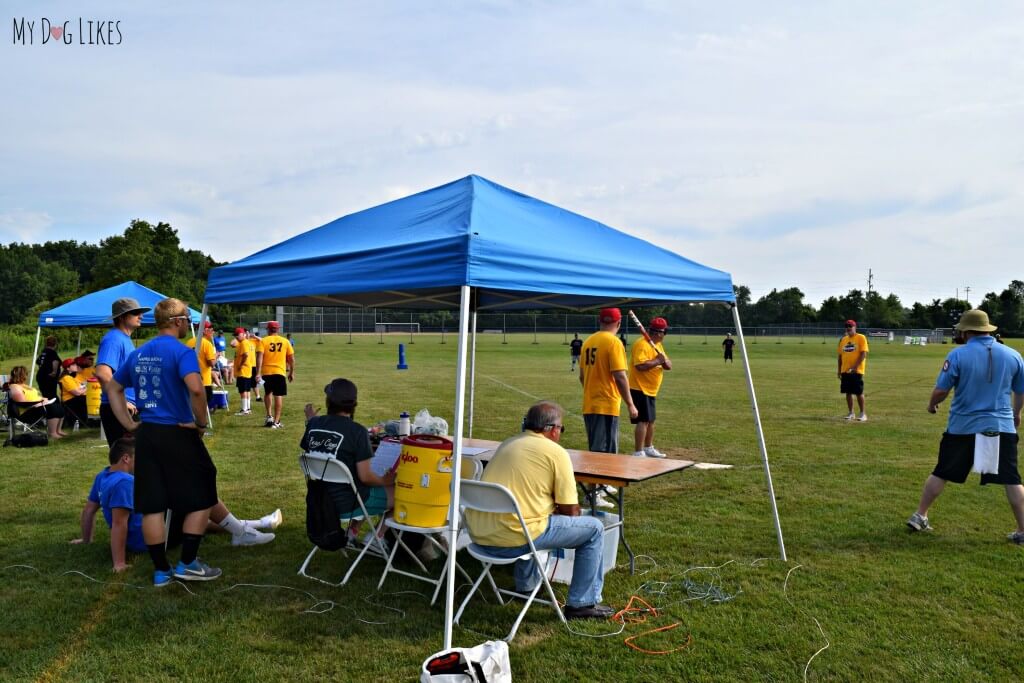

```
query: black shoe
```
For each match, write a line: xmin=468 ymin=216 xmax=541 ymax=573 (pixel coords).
xmin=563 ymin=604 xmax=615 ymax=620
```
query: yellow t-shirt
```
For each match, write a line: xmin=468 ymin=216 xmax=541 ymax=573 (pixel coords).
xmin=838 ymin=333 xmax=869 ymax=374
xmin=14 ymin=385 xmax=43 ymax=403
xmin=233 ymin=339 xmax=256 ymax=378
xmin=628 ymin=338 xmax=668 ymax=397
xmin=260 ymin=335 xmax=294 ymax=376
xmin=580 ymin=330 xmax=628 ymax=415
xmin=77 ymin=366 xmax=95 ymax=382
xmin=465 ymin=432 xmax=578 ymax=547
xmin=185 ymin=336 xmax=218 ymax=386
xmin=59 ymin=374 xmax=85 ymax=402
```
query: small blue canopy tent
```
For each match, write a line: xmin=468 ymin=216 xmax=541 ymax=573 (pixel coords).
xmin=29 ymin=281 xmax=201 ymax=385
xmin=203 ymin=175 xmax=783 ymax=649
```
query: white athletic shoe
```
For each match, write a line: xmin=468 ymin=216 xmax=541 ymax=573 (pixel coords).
xmin=632 ymin=450 xmax=647 ymax=458
xmin=232 ymin=527 xmax=275 ymax=546
xmin=644 ymin=446 xmax=667 ymax=458
xmin=592 ymin=493 xmax=617 ymax=509
xmin=844 ymin=413 xmax=855 ymax=421
xmin=246 ymin=508 xmax=283 ymax=531
xmin=858 ymin=414 xmax=868 ymax=422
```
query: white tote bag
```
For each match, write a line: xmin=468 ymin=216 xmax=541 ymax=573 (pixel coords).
xmin=420 ymin=640 xmax=511 ymax=683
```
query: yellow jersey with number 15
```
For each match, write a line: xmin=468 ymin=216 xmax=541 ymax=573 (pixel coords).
xmin=580 ymin=330 xmax=628 ymax=415
xmin=260 ymin=335 xmax=294 ymax=376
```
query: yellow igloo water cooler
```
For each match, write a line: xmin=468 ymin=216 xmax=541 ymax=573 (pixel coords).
xmin=393 ymin=434 xmax=453 ymax=527
xmin=86 ymin=378 xmax=102 ymax=417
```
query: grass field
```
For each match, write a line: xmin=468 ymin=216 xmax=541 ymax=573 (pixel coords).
xmin=2 ymin=332 xmax=1023 ymax=682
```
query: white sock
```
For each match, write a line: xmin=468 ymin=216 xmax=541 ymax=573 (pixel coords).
xmin=243 ymin=397 xmax=250 ymax=411
xmin=218 ymin=513 xmax=246 ymax=536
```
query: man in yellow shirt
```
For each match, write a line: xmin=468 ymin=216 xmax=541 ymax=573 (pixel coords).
xmin=628 ymin=317 xmax=673 ymax=458
xmin=186 ymin=321 xmax=220 ymax=412
xmin=76 ymin=351 xmax=96 ymax=382
xmin=579 ymin=308 xmax=638 ymax=453
xmin=232 ymin=327 xmax=257 ymax=416
xmin=465 ymin=401 xmax=613 ymax=620
xmin=837 ymin=319 xmax=870 ymax=421
xmin=257 ymin=321 xmax=294 ymax=429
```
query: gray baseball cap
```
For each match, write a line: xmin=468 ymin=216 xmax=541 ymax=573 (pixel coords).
xmin=110 ymin=297 xmax=151 ymax=320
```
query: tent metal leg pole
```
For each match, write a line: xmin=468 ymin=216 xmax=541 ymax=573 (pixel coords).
xmin=28 ymin=327 xmax=41 ymax=386
xmin=197 ymin=305 xmax=212 ymax=431
xmin=443 ymin=285 xmax=472 ymax=650
xmin=468 ymin=311 xmax=477 ymax=438
xmin=732 ymin=304 xmax=787 ymax=562
xmin=76 ymin=330 xmax=82 ymax=356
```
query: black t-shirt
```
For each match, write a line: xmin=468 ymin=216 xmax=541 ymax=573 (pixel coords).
xmin=36 ymin=348 xmax=61 ymax=397
xmin=722 ymin=338 xmax=735 ymax=350
xmin=300 ymin=414 xmax=373 ymax=513
xmin=570 ymin=339 xmax=583 ymax=355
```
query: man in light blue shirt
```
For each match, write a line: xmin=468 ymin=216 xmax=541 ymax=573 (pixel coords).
xmin=907 ymin=310 xmax=1024 ymax=543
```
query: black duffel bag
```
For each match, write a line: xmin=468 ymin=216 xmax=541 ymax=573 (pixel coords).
xmin=4 ymin=432 xmax=48 ymax=448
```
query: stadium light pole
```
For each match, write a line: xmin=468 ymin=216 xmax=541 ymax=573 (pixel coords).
xmin=732 ymin=303 xmax=787 ymax=561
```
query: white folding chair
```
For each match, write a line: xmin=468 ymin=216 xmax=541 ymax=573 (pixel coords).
xmin=298 ymin=452 xmax=389 ymax=586
xmin=376 ymin=456 xmax=482 ymax=604
xmin=455 ymin=480 xmax=567 ymax=642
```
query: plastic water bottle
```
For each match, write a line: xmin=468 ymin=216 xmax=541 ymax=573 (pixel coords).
xmin=399 ymin=411 xmax=410 ymax=437
xmin=73 ymin=420 xmax=80 ymax=433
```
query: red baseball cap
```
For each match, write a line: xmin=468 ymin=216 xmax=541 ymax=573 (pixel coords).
xmin=234 ymin=327 xmax=246 ymax=336
xmin=845 ymin=320 xmax=857 ymax=327
xmin=599 ymin=308 xmax=621 ymax=324
xmin=62 ymin=358 xmax=77 ymax=369
xmin=266 ymin=321 xmax=280 ymax=331
xmin=649 ymin=317 xmax=668 ymax=331
xmin=203 ymin=321 xmax=214 ymax=329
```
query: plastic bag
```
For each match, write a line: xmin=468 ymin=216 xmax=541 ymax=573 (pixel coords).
xmin=420 ymin=640 xmax=511 ymax=683
xmin=412 ymin=408 xmax=448 ymax=436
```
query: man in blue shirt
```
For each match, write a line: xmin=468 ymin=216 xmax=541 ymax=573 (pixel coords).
xmin=907 ymin=310 xmax=1024 ymax=543
xmin=108 ymin=297 xmax=222 ymax=585
xmin=96 ymin=297 xmax=149 ymax=446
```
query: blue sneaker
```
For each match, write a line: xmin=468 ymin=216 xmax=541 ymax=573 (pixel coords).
xmin=173 ymin=558 xmax=222 ymax=581
xmin=154 ymin=569 xmax=174 ymax=587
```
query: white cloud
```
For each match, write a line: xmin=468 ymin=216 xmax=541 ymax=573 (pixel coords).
xmin=3 ymin=1 xmax=1024 ymax=306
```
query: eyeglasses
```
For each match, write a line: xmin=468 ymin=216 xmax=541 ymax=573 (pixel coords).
xmin=546 ymin=424 xmax=566 ymax=434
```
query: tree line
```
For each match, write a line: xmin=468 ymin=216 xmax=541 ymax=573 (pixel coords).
xmin=2 ymin=220 xmax=1022 ymax=353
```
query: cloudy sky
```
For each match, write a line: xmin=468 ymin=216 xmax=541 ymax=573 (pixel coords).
xmin=3 ymin=1 xmax=1022 ymax=307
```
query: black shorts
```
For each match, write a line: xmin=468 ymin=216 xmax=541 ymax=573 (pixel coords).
xmin=840 ymin=373 xmax=864 ymax=396
xmin=100 ymin=403 xmax=126 ymax=447
xmin=629 ymin=389 xmax=657 ymax=424
xmin=263 ymin=374 xmax=287 ymax=396
xmin=20 ymin=402 xmax=64 ymax=425
xmin=724 ymin=349 xmax=733 ymax=359
xmin=583 ymin=413 xmax=619 ymax=453
xmin=204 ymin=385 xmax=214 ymax=405
xmin=236 ymin=376 xmax=253 ymax=393
xmin=133 ymin=423 xmax=218 ymax=515
xmin=932 ymin=432 xmax=1021 ymax=485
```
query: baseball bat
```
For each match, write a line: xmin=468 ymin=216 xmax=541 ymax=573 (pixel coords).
xmin=627 ymin=310 xmax=658 ymax=349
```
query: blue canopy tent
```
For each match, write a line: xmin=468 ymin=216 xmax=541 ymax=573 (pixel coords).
xmin=29 ymin=281 xmax=201 ymax=385
xmin=204 ymin=174 xmax=783 ymax=647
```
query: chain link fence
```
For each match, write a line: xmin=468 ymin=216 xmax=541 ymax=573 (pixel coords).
xmin=264 ymin=307 xmax=953 ymax=345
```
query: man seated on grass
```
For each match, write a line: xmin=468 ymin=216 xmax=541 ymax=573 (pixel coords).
xmin=72 ymin=437 xmax=283 ymax=572
xmin=301 ymin=378 xmax=397 ymax=545
xmin=464 ymin=400 xmax=614 ymax=620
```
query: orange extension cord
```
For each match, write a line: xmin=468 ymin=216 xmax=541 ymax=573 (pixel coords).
xmin=611 ymin=596 xmax=693 ymax=655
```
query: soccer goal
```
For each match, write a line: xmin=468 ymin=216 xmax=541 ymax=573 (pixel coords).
xmin=374 ymin=322 xmax=420 ymax=334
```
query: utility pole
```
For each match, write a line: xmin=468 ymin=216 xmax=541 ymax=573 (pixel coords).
xmin=867 ymin=269 xmax=873 ymax=296
xmin=963 ymin=285 xmax=971 ymax=305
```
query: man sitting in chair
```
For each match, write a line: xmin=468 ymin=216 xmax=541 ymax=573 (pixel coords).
xmin=301 ymin=378 xmax=396 ymax=542
xmin=465 ymin=400 xmax=614 ymax=620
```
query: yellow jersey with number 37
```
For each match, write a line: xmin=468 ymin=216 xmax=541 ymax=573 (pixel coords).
xmin=260 ymin=335 xmax=294 ymax=376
